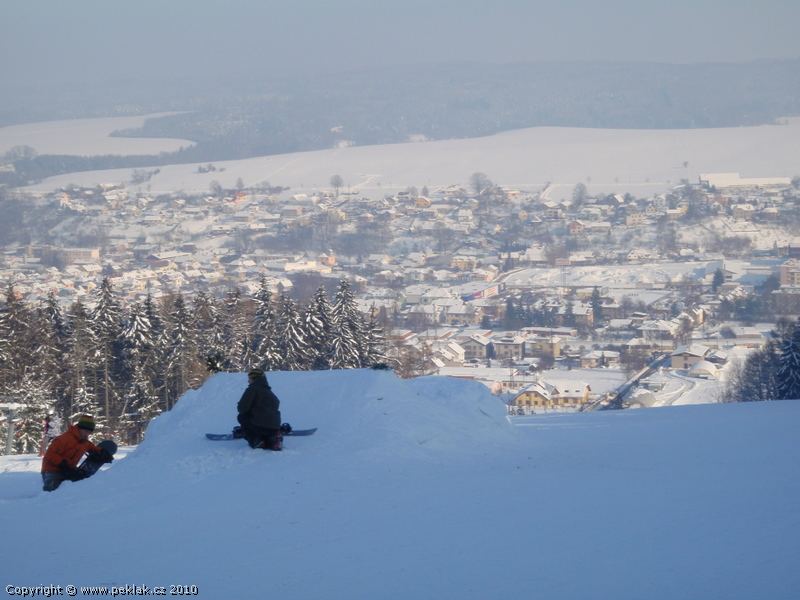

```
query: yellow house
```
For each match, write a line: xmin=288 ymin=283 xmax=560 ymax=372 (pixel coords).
xmin=513 ymin=379 xmax=591 ymax=410
xmin=525 ymin=335 xmax=562 ymax=358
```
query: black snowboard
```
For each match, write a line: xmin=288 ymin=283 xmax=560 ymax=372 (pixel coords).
xmin=206 ymin=427 xmax=316 ymax=441
xmin=77 ymin=439 xmax=117 ymax=478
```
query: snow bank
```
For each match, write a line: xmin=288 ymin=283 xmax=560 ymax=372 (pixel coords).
xmin=137 ymin=369 xmax=514 ymax=465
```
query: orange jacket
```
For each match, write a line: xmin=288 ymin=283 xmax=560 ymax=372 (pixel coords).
xmin=41 ymin=425 xmax=101 ymax=474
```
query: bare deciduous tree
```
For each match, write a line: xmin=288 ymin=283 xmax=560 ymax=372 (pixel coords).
xmin=469 ymin=172 xmax=492 ymax=195
xmin=330 ymin=174 xmax=344 ymax=197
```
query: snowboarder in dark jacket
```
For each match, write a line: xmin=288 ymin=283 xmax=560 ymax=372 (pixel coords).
xmin=237 ymin=368 xmax=283 ymax=450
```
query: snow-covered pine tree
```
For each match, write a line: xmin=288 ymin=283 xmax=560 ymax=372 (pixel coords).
xmin=119 ymin=302 xmax=160 ymax=441
xmin=43 ymin=290 xmax=68 ymax=344
xmin=329 ymin=280 xmax=363 ymax=369
xmin=165 ymin=293 xmax=195 ymax=409
xmin=120 ymin=362 xmax=160 ymax=443
xmin=0 ymin=283 xmax=32 ymax=392
xmin=223 ymin=288 xmax=250 ymax=371
xmin=275 ymin=295 xmax=312 ymax=370
xmin=759 ymin=340 xmax=782 ymax=400
xmin=192 ymin=291 xmax=227 ymax=373
xmin=13 ymin=368 xmax=55 ymax=454
xmin=303 ymin=285 xmax=332 ymax=370
xmin=122 ymin=301 xmax=155 ymax=352
xmin=360 ymin=306 xmax=387 ymax=367
xmin=777 ymin=319 xmax=800 ymax=400
xmin=725 ymin=329 xmax=789 ymax=402
xmin=252 ymin=276 xmax=280 ymax=370
xmin=41 ymin=292 xmax=70 ymax=414
xmin=65 ymin=300 xmax=103 ymax=431
xmin=142 ymin=292 xmax=169 ymax=405
xmin=89 ymin=277 xmax=124 ymax=425
xmin=27 ymin=304 xmax=64 ymax=417
xmin=590 ymin=286 xmax=603 ymax=326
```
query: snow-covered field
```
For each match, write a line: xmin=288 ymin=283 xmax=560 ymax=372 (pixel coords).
xmin=504 ymin=262 xmax=689 ymax=288
xmin=20 ymin=118 xmax=800 ymax=196
xmin=1 ymin=369 xmax=798 ymax=599
xmin=503 ymin=259 xmax=775 ymax=290
xmin=0 ymin=113 xmax=194 ymax=157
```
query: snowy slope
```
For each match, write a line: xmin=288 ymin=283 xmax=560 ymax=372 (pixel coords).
xmin=1 ymin=369 xmax=798 ymax=600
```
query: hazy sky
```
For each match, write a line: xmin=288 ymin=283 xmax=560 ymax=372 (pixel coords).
xmin=2 ymin=0 xmax=800 ymax=86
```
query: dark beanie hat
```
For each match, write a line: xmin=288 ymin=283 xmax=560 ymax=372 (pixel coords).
xmin=77 ymin=415 xmax=96 ymax=431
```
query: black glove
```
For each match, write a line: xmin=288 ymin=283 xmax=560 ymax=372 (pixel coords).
xmin=92 ymin=449 xmax=114 ymax=464
xmin=58 ymin=459 xmax=86 ymax=481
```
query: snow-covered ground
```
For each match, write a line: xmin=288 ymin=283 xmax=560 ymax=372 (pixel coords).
xmin=0 ymin=446 xmax=135 ymax=502
xmin=19 ymin=117 xmax=800 ymax=196
xmin=0 ymin=113 xmax=194 ymax=157
xmin=1 ymin=369 xmax=798 ymax=599
xmin=503 ymin=259 xmax=766 ymax=290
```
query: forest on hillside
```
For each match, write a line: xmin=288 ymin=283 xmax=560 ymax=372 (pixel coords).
xmin=0 ymin=277 xmax=385 ymax=449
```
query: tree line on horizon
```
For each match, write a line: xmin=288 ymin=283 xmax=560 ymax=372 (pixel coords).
xmin=0 ymin=277 xmax=386 ymax=449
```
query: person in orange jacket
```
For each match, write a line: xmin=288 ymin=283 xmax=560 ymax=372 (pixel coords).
xmin=41 ymin=415 xmax=112 ymax=492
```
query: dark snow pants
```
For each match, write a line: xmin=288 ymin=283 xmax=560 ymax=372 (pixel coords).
xmin=243 ymin=427 xmax=282 ymax=450
xmin=42 ymin=472 xmax=65 ymax=492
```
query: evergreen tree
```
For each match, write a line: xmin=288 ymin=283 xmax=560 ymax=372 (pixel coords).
xmin=274 ymin=295 xmax=311 ymax=370
xmin=119 ymin=302 xmax=160 ymax=441
xmin=123 ymin=302 xmax=155 ymax=351
xmin=12 ymin=369 xmax=54 ymax=454
xmin=252 ymin=277 xmax=280 ymax=370
xmin=192 ymin=291 xmax=227 ymax=373
xmin=43 ymin=290 xmax=68 ymax=345
xmin=142 ymin=292 xmax=169 ymax=404
xmin=303 ymin=286 xmax=332 ymax=370
xmin=360 ymin=307 xmax=387 ymax=367
xmin=777 ymin=320 xmax=800 ymax=400
xmin=329 ymin=280 xmax=363 ymax=369
xmin=89 ymin=277 xmax=124 ymax=424
xmin=120 ymin=361 xmax=160 ymax=443
xmin=590 ymin=287 xmax=603 ymax=326
xmin=712 ymin=268 xmax=725 ymax=293
xmin=41 ymin=292 xmax=70 ymax=414
xmin=0 ymin=284 xmax=32 ymax=390
xmin=165 ymin=293 xmax=195 ymax=408
xmin=65 ymin=300 xmax=101 ymax=426
xmin=725 ymin=328 xmax=790 ymax=403
xmin=760 ymin=340 xmax=782 ymax=400
xmin=504 ymin=297 xmax=520 ymax=330
xmin=223 ymin=288 xmax=249 ymax=371
xmin=729 ymin=343 xmax=780 ymax=402
xmin=563 ymin=301 xmax=576 ymax=327
xmin=27 ymin=305 xmax=63 ymax=418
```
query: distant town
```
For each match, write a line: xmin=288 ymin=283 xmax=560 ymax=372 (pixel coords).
xmin=2 ymin=168 xmax=799 ymax=413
